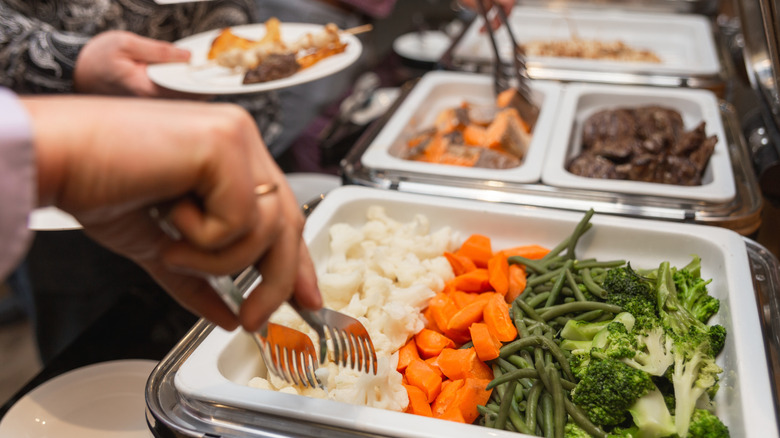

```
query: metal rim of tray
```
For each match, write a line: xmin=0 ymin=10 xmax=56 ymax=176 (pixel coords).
xmin=438 ymin=11 xmax=730 ymax=96
xmin=145 ymin=237 xmax=780 ymax=437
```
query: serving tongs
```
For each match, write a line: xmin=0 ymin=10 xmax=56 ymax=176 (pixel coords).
xmin=150 ymin=198 xmax=377 ymax=388
xmin=475 ymin=0 xmax=540 ymax=129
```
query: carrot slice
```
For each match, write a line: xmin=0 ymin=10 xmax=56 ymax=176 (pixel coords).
xmin=506 ymin=263 xmax=527 ymax=304
xmin=499 ymin=244 xmax=551 ymax=260
xmin=446 ymin=300 xmax=488 ymax=333
xmin=405 ymin=358 xmax=443 ymax=403
xmin=404 ymin=384 xmax=433 ymax=417
xmin=451 ymin=377 xmax=493 ymax=424
xmin=432 ymin=378 xmax=465 ymax=417
xmin=444 ymin=251 xmax=478 ymax=276
xmin=455 ymin=234 xmax=493 ymax=268
xmin=448 ymin=269 xmax=491 ymax=293
xmin=437 ymin=347 xmax=494 ymax=381
xmin=427 ymin=293 xmax=459 ymax=333
xmin=397 ymin=338 xmax=421 ymax=372
xmin=438 ymin=406 xmax=467 ymax=423
xmin=463 ymin=123 xmax=487 ymax=146
xmin=425 ymin=356 xmax=443 ymax=378
xmin=469 ymin=322 xmax=502 ymax=361
xmin=450 ymin=290 xmax=479 ymax=309
xmin=415 ymin=328 xmax=456 ymax=358
xmin=487 ymin=254 xmax=510 ymax=297
xmin=484 ymin=293 xmax=518 ymax=342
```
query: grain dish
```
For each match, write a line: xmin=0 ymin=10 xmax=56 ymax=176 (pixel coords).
xmin=522 ymin=38 xmax=661 ymax=63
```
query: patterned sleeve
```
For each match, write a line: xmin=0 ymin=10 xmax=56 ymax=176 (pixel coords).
xmin=0 ymin=3 xmax=89 ymax=93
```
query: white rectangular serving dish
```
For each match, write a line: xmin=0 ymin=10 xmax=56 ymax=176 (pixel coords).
xmin=451 ymin=6 xmax=721 ymax=77
xmin=541 ymin=83 xmax=735 ymax=202
xmin=174 ymin=186 xmax=776 ymax=438
xmin=359 ymin=70 xmax=563 ymax=184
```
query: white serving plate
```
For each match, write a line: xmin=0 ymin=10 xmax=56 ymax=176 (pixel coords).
xmin=452 ymin=6 xmax=721 ymax=77
xmin=174 ymin=186 xmax=777 ymax=438
xmin=359 ymin=71 xmax=563 ymax=184
xmin=541 ymin=83 xmax=735 ymax=202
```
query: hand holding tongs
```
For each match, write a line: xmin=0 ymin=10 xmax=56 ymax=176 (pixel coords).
xmin=150 ymin=185 xmax=377 ymax=387
xmin=475 ymin=0 xmax=540 ymax=129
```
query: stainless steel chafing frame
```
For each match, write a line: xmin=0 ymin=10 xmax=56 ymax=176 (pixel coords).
xmin=339 ymin=78 xmax=763 ymax=236
xmin=144 ymin=238 xmax=780 ymax=437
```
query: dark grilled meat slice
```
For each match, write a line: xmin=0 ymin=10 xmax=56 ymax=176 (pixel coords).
xmin=581 ymin=108 xmax=636 ymax=147
xmin=689 ymin=134 xmax=718 ymax=174
xmin=243 ymin=53 xmax=299 ymax=84
xmin=634 ymin=105 xmax=683 ymax=150
xmin=568 ymin=153 xmax=619 ymax=179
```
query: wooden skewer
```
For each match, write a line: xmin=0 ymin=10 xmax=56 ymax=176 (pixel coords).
xmin=343 ymin=24 xmax=373 ymax=36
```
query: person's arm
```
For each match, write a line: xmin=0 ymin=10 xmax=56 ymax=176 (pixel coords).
xmin=0 ymin=4 xmax=89 ymax=93
xmin=0 ymin=89 xmax=35 ymax=279
xmin=0 ymin=5 xmax=197 ymax=97
xmin=19 ymin=94 xmax=321 ymax=331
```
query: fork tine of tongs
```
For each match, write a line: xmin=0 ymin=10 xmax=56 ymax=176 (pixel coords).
xmin=240 ymin=267 xmax=378 ymax=375
xmin=151 ymin=207 xmax=322 ymax=388
xmin=210 ymin=271 xmax=322 ymax=388
xmin=475 ymin=0 xmax=540 ymax=129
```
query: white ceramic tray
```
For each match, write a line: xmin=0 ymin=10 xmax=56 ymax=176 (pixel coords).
xmin=451 ymin=6 xmax=721 ymax=77
xmin=541 ymin=83 xmax=735 ymax=202
xmin=359 ymin=71 xmax=562 ymax=184
xmin=174 ymin=185 xmax=777 ymax=438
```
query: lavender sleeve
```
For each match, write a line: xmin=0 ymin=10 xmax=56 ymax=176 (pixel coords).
xmin=0 ymin=87 xmax=35 ymax=280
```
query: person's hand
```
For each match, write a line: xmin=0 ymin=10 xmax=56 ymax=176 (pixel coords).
xmin=458 ymin=0 xmax=515 ymax=30
xmin=74 ymin=30 xmax=203 ymax=99
xmin=21 ymin=95 xmax=321 ymax=332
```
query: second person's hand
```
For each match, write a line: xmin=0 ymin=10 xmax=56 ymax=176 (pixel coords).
xmin=74 ymin=30 xmax=206 ymax=99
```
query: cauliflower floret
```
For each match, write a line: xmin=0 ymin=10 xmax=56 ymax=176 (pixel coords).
xmin=248 ymin=206 xmax=458 ymax=412
xmin=318 ymin=270 xmax=363 ymax=306
xmin=330 ymin=354 xmax=408 ymax=411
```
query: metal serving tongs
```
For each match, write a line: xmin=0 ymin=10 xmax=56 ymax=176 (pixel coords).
xmin=475 ymin=0 xmax=540 ymax=129
xmin=149 ymin=187 xmax=377 ymax=386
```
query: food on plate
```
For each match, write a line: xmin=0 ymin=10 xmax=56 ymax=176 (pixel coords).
xmin=399 ymin=88 xmax=535 ymax=169
xmin=247 ymin=207 xmax=730 ymax=437
xmin=522 ymin=38 xmax=661 ymax=63
xmin=567 ymin=105 xmax=718 ymax=185
xmin=206 ymin=18 xmax=348 ymax=84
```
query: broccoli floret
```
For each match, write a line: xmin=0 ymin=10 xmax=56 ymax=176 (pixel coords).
xmin=607 ymin=425 xmax=640 ymax=437
xmin=673 ymin=256 xmax=719 ymax=324
xmin=571 ymin=358 xmax=656 ymax=427
xmin=569 ymin=350 xmax=592 ymax=380
xmin=620 ymin=325 xmax=674 ymax=377
xmin=562 ymin=318 xmax=615 ymax=341
xmin=591 ymin=320 xmax=638 ymax=360
xmin=687 ymin=409 xmax=730 ymax=438
xmin=670 ymin=331 xmax=724 ymax=438
xmin=561 ymin=312 xmax=635 ymax=354
xmin=707 ymin=324 xmax=726 ymax=357
xmin=565 ymin=421 xmax=594 ymax=438
xmin=603 ymin=265 xmax=659 ymax=330
xmin=655 ymin=261 xmax=726 ymax=351
xmin=627 ymin=387 xmax=676 ymax=438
